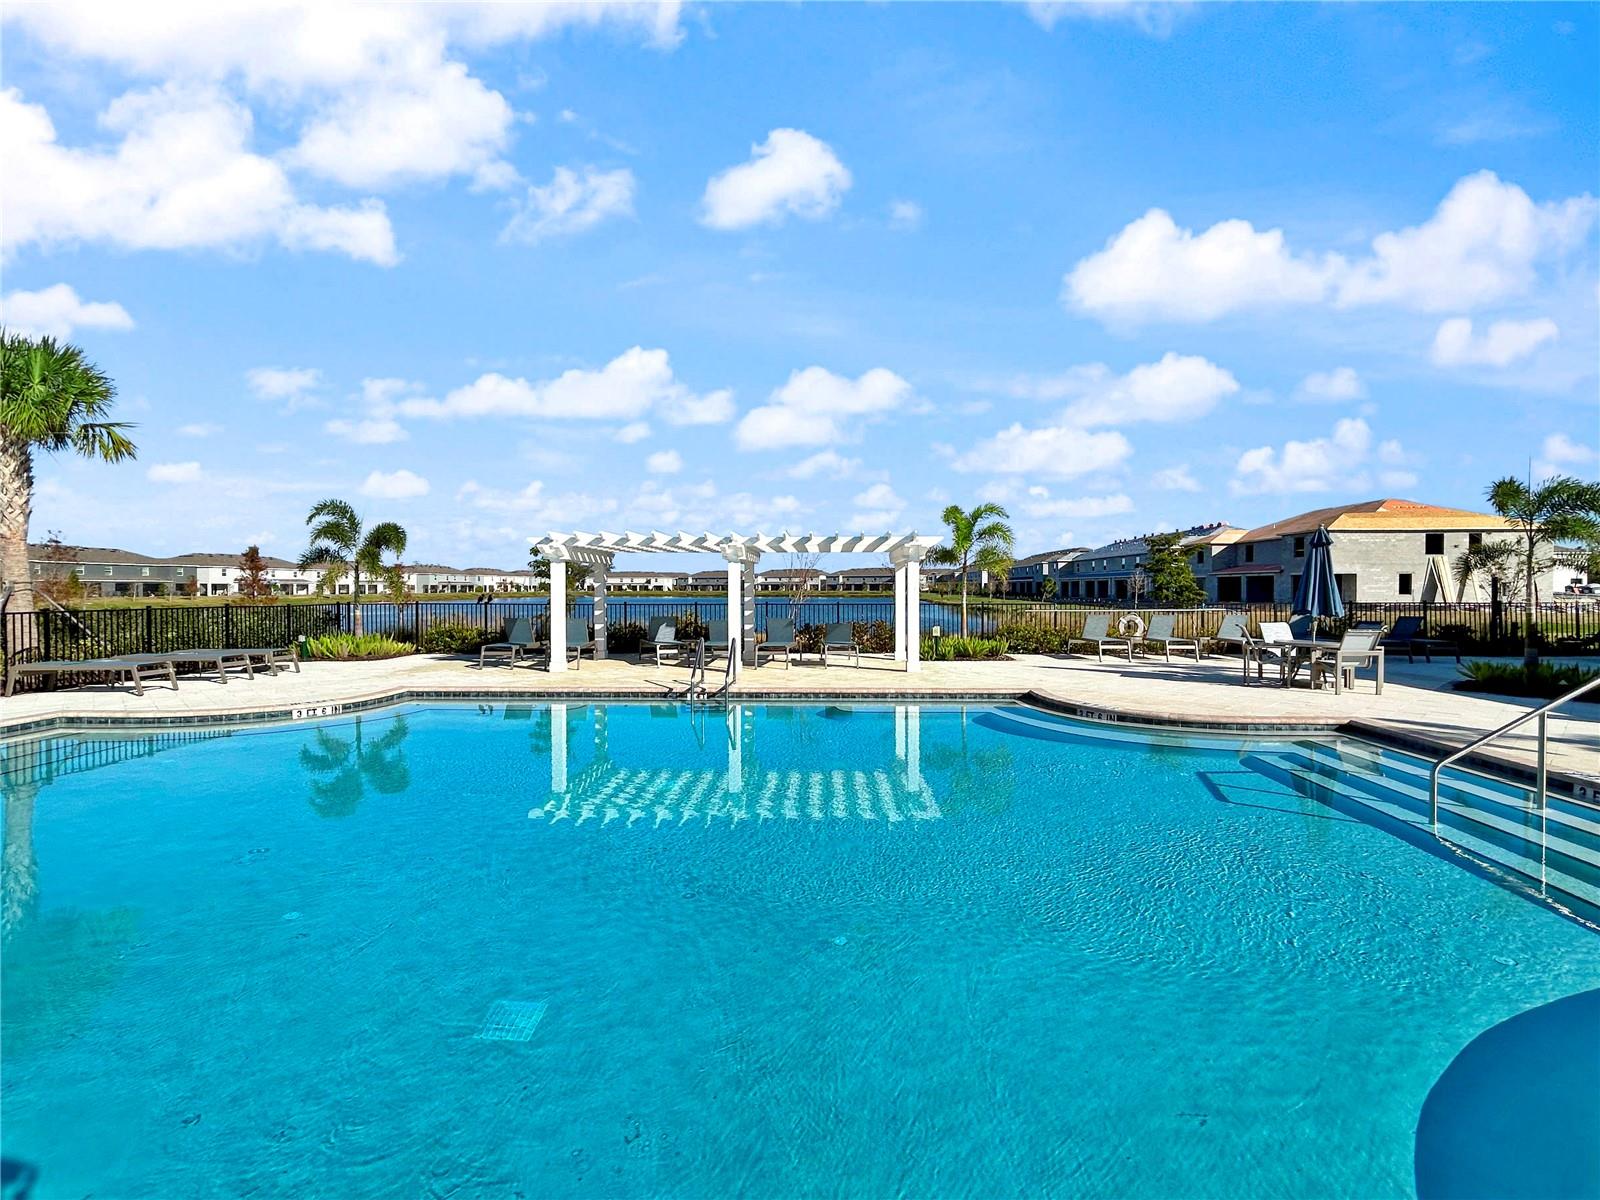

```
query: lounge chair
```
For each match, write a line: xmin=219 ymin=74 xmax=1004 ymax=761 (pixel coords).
xmin=565 ymin=617 xmax=596 ymax=667
xmin=234 ymin=645 xmax=301 ymax=674
xmin=478 ymin=617 xmax=537 ymax=669
xmin=1310 ymin=628 xmax=1385 ymax=695
xmin=1212 ymin=613 xmax=1251 ymax=655
xmin=651 ymin=622 xmax=683 ymax=667
xmin=822 ymin=622 xmax=860 ymax=667
xmin=1381 ymin=616 xmax=1459 ymax=663
xmin=699 ymin=618 xmax=730 ymax=664
xmin=756 ymin=618 xmax=799 ymax=668
xmin=1143 ymin=614 xmax=1201 ymax=662
xmin=1067 ymin=613 xmax=1134 ymax=662
xmin=4 ymin=656 xmax=177 ymax=697
xmin=123 ymin=649 xmax=256 ymax=684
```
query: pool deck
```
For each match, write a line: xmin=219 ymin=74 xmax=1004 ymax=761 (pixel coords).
xmin=2 ymin=651 xmax=1595 ymax=792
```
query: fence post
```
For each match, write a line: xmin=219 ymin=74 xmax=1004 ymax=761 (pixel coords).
xmin=142 ymin=605 xmax=153 ymax=653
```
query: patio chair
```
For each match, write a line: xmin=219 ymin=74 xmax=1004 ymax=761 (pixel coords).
xmin=1238 ymin=631 xmax=1295 ymax=686
xmin=1143 ymin=614 xmax=1201 ymax=662
xmin=478 ymin=617 xmax=537 ymax=669
xmin=652 ymin=622 xmax=684 ymax=667
xmin=756 ymin=617 xmax=799 ymax=668
xmin=1211 ymin=613 xmax=1251 ymax=655
xmin=1310 ymin=628 xmax=1385 ymax=695
xmin=1067 ymin=613 xmax=1134 ymax=662
xmin=565 ymin=617 xmax=596 ymax=667
xmin=699 ymin=618 xmax=731 ymax=664
xmin=234 ymin=645 xmax=301 ymax=674
xmin=1381 ymin=616 xmax=1459 ymax=663
xmin=4 ymin=656 xmax=178 ymax=697
xmin=822 ymin=622 xmax=860 ymax=667
xmin=122 ymin=649 xmax=256 ymax=684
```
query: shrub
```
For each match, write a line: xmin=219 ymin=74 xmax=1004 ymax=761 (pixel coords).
xmin=853 ymin=620 xmax=894 ymax=653
xmin=418 ymin=620 xmax=495 ymax=654
xmin=921 ymin=635 xmax=1009 ymax=661
xmin=995 ymin=623 xmax=1066 ymax=654
xmin=606 ymin=621 xmax=648 ymax=653
xmin=796 ymin=624 xmax=826 ymax=654
xmin=302 ymin=633 xmax=414 ymax=661
xmin=1455 ymin=660 xmax=1599 ymax=700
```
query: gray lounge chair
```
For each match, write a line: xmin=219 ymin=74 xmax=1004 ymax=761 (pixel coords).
xmin=1067 ymin=613 xmax=1134 ymax=661
xmin=4 ymin=656 xmax=177 ymax=697
xmin=822 ymin=622 xmax=860 ymax=667
xmin=1143 ymin=614 xmax=1201 ymax=662
xmin=652 ymin=622 xmax=683 ymax=666
xmin=1310 ymin=628 xmax=1385 ymax=694
xmin=756 ymin=618 xmax=799 ymax=668
xmin=479 ymin=617 xmax=537 ymax=668
xmin=123 ymin=649 xmax=256 ymax=684
xmin=1381 ymin=616 xmax=1459 ymax=663
xmin=234 ymin=645 xmax=301 ymax=674
xmin=1212 ymin=613 xmax=1251 ymax=654
xmin=699 ymin=618 xmax=730 ymax=663
xmin=565 ymin=617 xmax=596 ymax=667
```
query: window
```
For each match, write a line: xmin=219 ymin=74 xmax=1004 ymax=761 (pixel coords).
xmin=141 ymin=566 xmax=151 ymax=576
xmin=1193 ymin=550 xmax=1204 ymax=564
xmin=1290 ymin=574 xmax=1301 ymax=596
xmin=1425 ymin=533 xmax=1445 ymax=556
xmin=104 ymin=566 xmax=113 ymax=576
xmin=1398 ymin=573 xmax=1413 ymax=595
xmin=1217 ymin=577 xmax=1242 ymax=603
xmin=1293 ymin=535 xmax=1305 ymax=557
xmin=1244 ymin=544 xmax=1256 ymax=563
xmin=1469 ymin=532 xmax=1483 ymax=548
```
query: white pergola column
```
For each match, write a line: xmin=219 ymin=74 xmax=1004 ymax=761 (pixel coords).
xmin=545 ymin=548 xmax=569 ymax=672
xmin=891 ymin=545 xmax=927 ymax=673
xmin=741 ymin=560 xmax=758 ymax=667
xmin=721 ymin=546 xmax=756 ymax=682
xmin=591 ymin=552 xmax=613 ymax=660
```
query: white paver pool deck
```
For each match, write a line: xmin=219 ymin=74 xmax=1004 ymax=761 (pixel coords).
xmin=2 ymin=651 xmax=1595 ymax=788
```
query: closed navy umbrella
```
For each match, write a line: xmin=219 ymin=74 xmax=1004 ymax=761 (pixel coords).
xmin=1293 ymin=524 xmax=1345 ymax=634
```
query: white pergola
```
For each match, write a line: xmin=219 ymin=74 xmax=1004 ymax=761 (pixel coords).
xmin=530 ymin=531 xmax=941 ymax=675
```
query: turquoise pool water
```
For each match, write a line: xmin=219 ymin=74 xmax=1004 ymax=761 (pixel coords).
xmin=2 ymin=702 xmax=1596 ymax=1198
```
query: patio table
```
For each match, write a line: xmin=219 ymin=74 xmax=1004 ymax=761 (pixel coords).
xmin=1284 ymin=638 xmax=1384 ymax=695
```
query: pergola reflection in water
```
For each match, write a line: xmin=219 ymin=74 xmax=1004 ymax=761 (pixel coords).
xmin=528 ymin=702 xmax=940 ymax=828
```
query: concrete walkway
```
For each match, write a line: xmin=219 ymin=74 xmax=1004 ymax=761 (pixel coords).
xmin=2 ymin=650 xmax=1594 ymax=790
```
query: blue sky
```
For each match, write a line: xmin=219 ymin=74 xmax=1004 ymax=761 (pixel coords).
xmin=3 ymin=1 xmax=1596 ymax=573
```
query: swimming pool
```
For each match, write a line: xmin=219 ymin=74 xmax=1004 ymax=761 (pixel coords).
xmin=3 ymin=701 xmax=1596 ymax=1198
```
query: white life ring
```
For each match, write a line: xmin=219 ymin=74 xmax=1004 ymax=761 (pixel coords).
xmin=1117 ymin=614 xmax=1146 ymax=639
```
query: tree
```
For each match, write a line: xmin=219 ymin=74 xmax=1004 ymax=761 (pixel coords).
xmin=528 ymin=556 xmax=594 ymax=591
xmin=1 ymin=334 xmax=136 ymax=615
xmin=784 ymin=550 xmax=822 ymax=623
xmin=926 ymin=503 xmax=1014 ymax=636
xmin=1482 ymin=475 xmax=1600 ymax=667
xmin=1145 ymin=531 xmax=1207 ymax=607
xmin=237 ymin=544 xmax=274 ymax=601
xmin=1041 ymin=576 xmax=1057 ymax=601
xmin=32 ymin=531 xmax=83 ymax=604
xmin=299 ymin=499 xmax=407 ymax=635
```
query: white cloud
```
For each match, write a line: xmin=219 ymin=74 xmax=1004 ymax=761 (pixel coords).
xmin=701 ymin=128 xmax=851 ymax=230
xmin=177 ymin=423 xmax=222 ymax=438
xmin=1150 ymin=465 xmax=1201 ymax=492
xmin=1020 ymin=493 xmax=1134 ymax=519
xmin=148 ymin=461 xmax=203 ymax=483
xmin=1230 ymin=417 xmax=1411 ymax=495
xmin=247 ymin=366 xmax=322 ymax=410
xmin=359 ymin=468 xmax=430 ymax=500
xmin=326 ymin=416 xmax=408 ymax=445
xmin=1023 ymin=1 xmax=1191 ymax=36
xmin=888 ymin=199 xmax=924 ymax=231
xmin=1297 ymin=366 xmax=1366 ymax=402
xmin=0 ymin=283 xmax=134 ymax=339
xmin=1430 ymin=316 xmax=1560 ymax=367
xmin=4 ymin=2 xmax=680 ymax=201
xmin=1065 ymin=171 xmax=1596 ymax=325
xmin=848 ymin=482 xmax=904 ymax=528
xmin=501 ymin=165 xmax=636 ymax=244
xmin=787 ymin=450 xmax=862 ymax=479
xmin=1 ymin=85 xmax=398 ymax=265
xmin=404 ymin=348 xmax=731 ymax=425
xmin=1051 ymin=353 xmax=1238 ymax=426
xmin=735 ymin=366 xmax=912 ymax=450
xmin=325 ymin=377 xmax=423 ymax=444
xmin=953 ymin=424 xmax=1132 ymax=479
xmin=615 ymin=421 xmax=652 ymax=444
xmin=1534 ymin=432 xmax=1597 ymax=481
xmin=645 ymin=449 xmax=682 ymax=474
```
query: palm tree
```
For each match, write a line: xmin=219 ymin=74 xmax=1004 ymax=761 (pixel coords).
xmin=1 ymin=333 xmax=136 ymax=615
xmin=926 ymin=503 xmax=1014 ymax=636
xmin=1483 ymin=475 xmax=1600 ymax=668
xmin=299 ymin=499 xmax=407 ymax=635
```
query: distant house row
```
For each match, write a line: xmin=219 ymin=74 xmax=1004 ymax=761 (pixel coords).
xmin=990 ymin=498 xmax=1586 ymax=604
xmin=23 ymin=547 xmax=937 ymax=598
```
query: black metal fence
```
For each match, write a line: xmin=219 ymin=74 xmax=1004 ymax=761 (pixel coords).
xmin=4 ymin=597 xmax=1596 ymax=694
